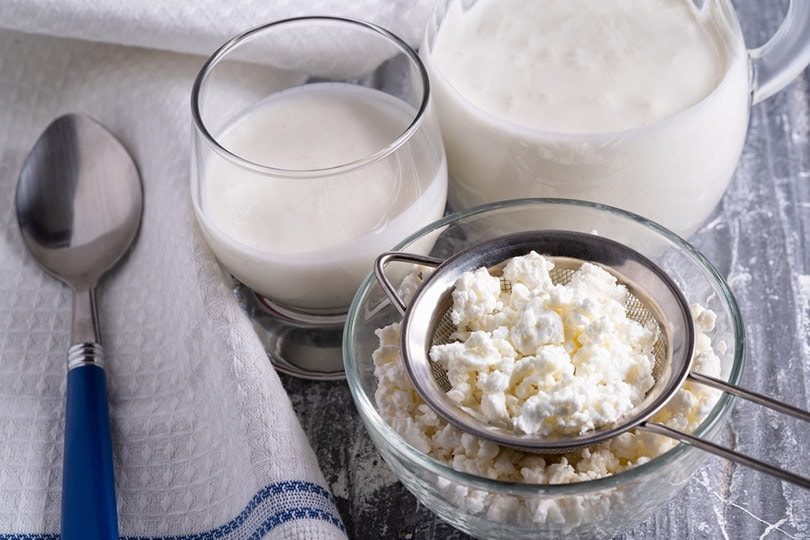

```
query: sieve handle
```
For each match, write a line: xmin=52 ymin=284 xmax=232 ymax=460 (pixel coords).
xmin=688 ymin=372 xmax=810 ymax=422
xmin=374 ymin=251 xmax=444 ymax=316
xmin=639 ymin=422 xmax=810 ymax=489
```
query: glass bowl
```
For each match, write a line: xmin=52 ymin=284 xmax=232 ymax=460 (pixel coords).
xmin=343 ymin=198 xmax=744 ymax=539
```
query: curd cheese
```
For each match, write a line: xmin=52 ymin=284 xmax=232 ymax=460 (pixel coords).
xmin=372 ymin=260 xmax=724 ymax=525
xmin=430 ymin=252 xmax=656 ymax=436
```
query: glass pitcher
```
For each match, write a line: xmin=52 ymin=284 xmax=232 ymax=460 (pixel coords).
xmin=422 ymin=0 xmax=810 ymax=237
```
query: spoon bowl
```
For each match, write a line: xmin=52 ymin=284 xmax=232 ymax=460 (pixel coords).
xmin=16 ymin=113 xmax=143 ymax=539
xmin=16 ymin=114 xmax=142 ymax=289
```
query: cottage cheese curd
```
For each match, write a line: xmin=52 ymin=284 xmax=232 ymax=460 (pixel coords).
xmin=429 ymin=252 xmax=656 ymax=436
xmin=372 ymin=258 xmax=724 ymax=525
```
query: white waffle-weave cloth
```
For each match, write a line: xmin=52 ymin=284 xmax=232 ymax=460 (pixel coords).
xmin=0 ymin=1 xmax=430 ymax=538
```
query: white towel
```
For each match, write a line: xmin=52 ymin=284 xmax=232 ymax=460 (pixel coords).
xmin=0 ymin=1 xmax=431 ymax=537
xmin=0 ymin=0 xmax=432 ymax=55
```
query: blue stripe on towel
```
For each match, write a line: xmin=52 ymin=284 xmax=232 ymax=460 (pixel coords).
xmin=0 ymin=480 xmax=345 ymax=539
xmin=0 ymin=536 xmax=59 ymax=540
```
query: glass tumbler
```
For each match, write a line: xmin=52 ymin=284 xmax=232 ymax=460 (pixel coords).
xmin=191 ymin=17 xmax=448 ymax=378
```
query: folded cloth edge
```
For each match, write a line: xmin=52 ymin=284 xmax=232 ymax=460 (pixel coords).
xmin=0 ymin=0 xmax=432 ymax=58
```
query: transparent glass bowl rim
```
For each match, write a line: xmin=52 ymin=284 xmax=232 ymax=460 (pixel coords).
xmin=190 ymin=16 xmax=432 ymax=179
xmin=343 ymin=197 xmax=746 ymax=497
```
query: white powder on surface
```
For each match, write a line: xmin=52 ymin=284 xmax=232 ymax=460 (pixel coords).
xmin=795 ymin=274 xmax=810 ymax=362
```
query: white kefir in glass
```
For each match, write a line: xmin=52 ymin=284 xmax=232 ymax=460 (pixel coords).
xmin=191 ymin=17 xmax=447 ymax=376
xmin=196 ymin=83 xmax=446 ymax=312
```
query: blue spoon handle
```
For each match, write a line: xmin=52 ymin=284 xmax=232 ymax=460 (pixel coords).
xmin=62 ymin=344 xmax=119 ymax=540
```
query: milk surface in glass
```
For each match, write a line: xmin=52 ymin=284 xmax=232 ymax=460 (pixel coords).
xmin=424 ymin=0 xmax=750 ymax=236
xmin=195 ymin=83 xmax=447 ymax=312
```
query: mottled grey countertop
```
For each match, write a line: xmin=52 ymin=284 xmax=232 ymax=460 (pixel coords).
xmin=281 ymin=2 xmax=810 ymax=538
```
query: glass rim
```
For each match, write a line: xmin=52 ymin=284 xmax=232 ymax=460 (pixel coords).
xmin=190 ymin=15 xmax=431 ymax=179
xmin=343 ymin=197 xmax=747 ymax=497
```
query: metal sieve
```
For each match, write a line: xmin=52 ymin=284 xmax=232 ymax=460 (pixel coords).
xmin=374 ymin=230 xmax=810 ymax=488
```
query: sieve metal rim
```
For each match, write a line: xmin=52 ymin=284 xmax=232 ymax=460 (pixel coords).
xmin=376 ymin=229 xmax=696 ymax=452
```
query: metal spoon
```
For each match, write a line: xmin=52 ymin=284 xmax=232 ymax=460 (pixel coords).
xmin=15 ymin=114 xmax=143 ymax=539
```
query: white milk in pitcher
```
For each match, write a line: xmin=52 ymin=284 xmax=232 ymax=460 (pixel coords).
xmin=195 ymin=83 xmax=447 ymax=312
xmin=424 ymin=0 xmax=750 ymax=236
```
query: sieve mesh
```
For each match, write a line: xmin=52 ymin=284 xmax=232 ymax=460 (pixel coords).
xmin=376 ymin=230 xmax=810 ymax=486
xmin=387 ymin=230 xmax=696 ymax=452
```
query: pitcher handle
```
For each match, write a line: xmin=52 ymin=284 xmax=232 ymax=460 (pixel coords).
xmin=749 ymin=0 xmax=810 ymax=104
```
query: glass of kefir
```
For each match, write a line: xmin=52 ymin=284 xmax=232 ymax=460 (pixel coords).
xmin=422 ymin=0 xmax=810 ymax=237
xmin=191 ymin=17 xmax=448 ymax=378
